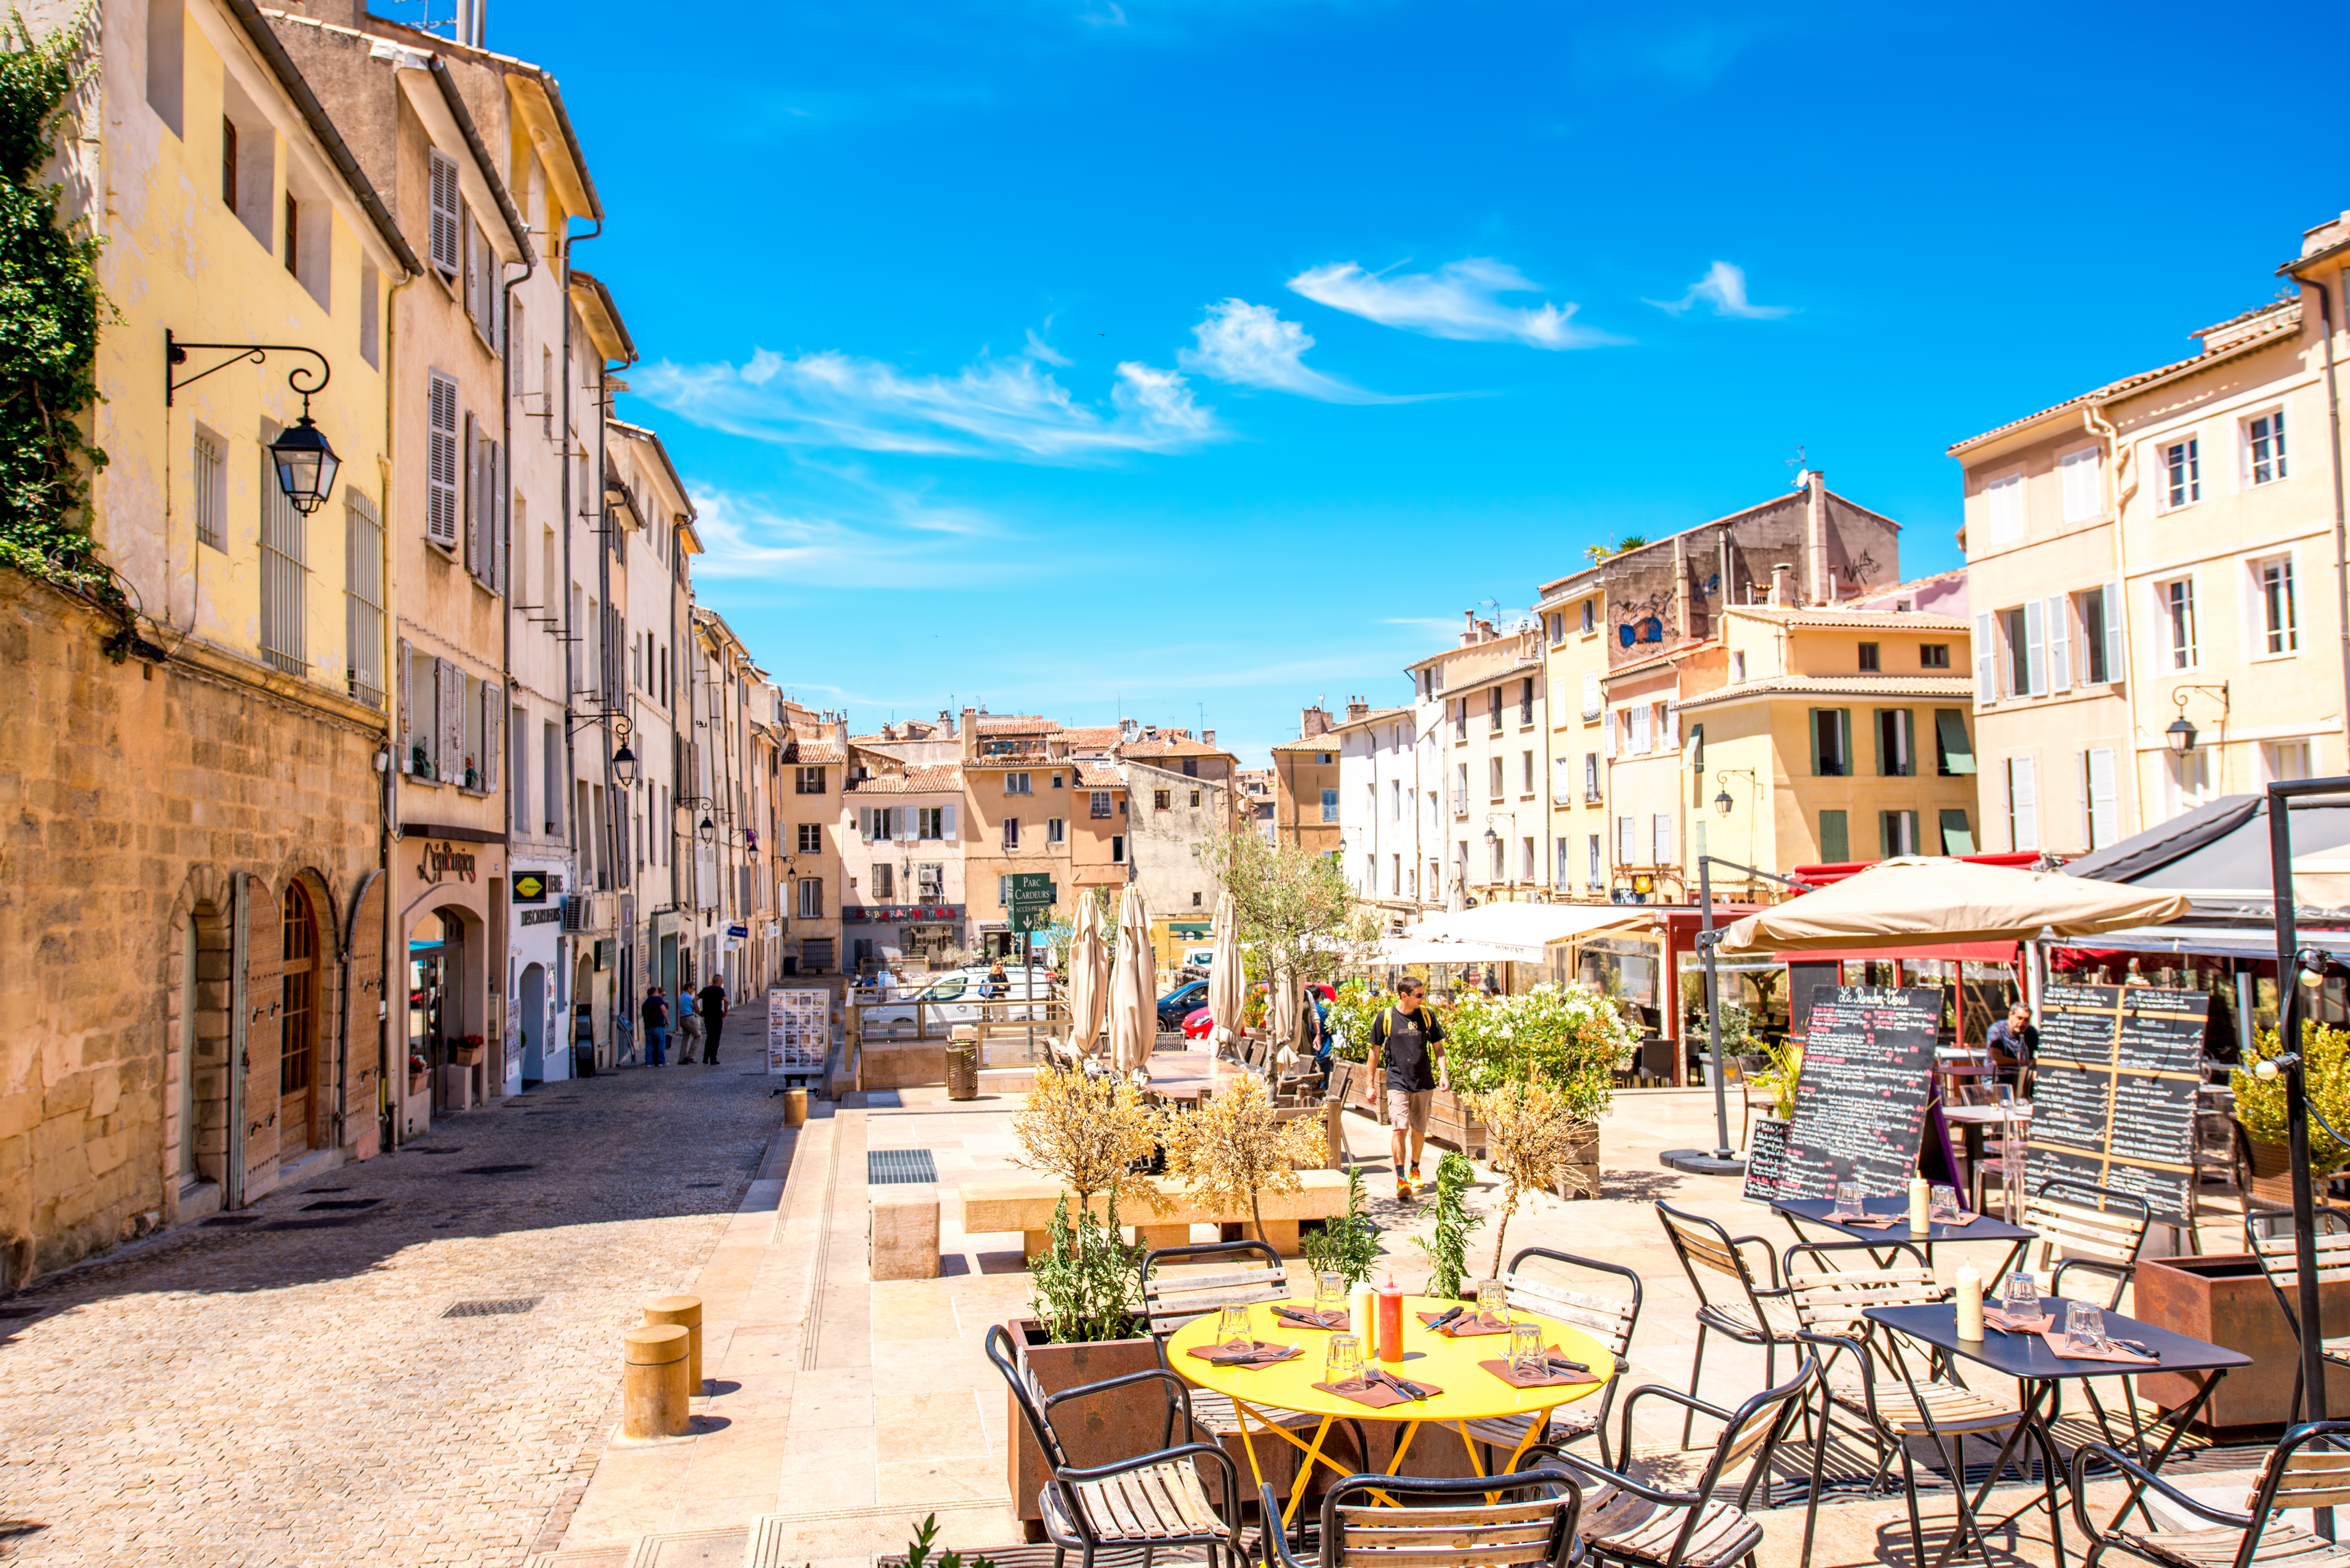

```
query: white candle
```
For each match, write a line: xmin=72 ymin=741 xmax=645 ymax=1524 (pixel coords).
xmin=1909 ymin=1176 xmax=1929 ymax=1234
xmin=1955 ymin=1265 xmax=1983 ymax=1340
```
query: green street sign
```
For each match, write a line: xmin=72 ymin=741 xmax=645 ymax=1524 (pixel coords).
xmin=1008 ymin=873 xmax=1055 ymax=900
xmin=1012 ymin=904 xmax=1054 ymax=934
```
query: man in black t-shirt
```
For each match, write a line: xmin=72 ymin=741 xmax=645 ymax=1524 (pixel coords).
xmin=697 ymin=979 xmax=729 ymax=1065
xmin=1366 ymin=978 xmax=1448 ymax=1201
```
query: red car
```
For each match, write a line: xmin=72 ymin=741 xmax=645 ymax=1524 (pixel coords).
xmin=1182 ymin=983 xmax=1334 ymax=1040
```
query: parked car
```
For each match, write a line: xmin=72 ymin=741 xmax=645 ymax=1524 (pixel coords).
xmin=1184 ymin=982 xmax=1338 ymax=1041
xmin=860 ymin=964 xmax=1056 ymax=1035
xmin=1156 ymin=978 xmax=1208 ymax=1031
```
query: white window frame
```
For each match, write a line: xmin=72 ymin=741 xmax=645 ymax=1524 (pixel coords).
xmin=2159 ymin=434 xmax=2202 ymax=510
xmin=2058 ymin=444 xmax=2101 ymax=523
xmin=2250 ymin=550 xmax=2298 ymax=659
xmin=2265 ymin=738 xmax=2316 ymax=785
xmin=1004 ymin=771 xmax=1032 ymax=795
xmin=2157 ymin=575 xmax=2198 ymax=670
xmin=2244 ymin=406 xmax=2288 ymax=488
xmin=1982 ymin=471 xmax=2024 ymax=545
xmin=2006 ymin=755 xmax=2039 ymax=852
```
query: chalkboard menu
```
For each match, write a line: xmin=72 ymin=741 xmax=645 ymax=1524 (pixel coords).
xmin=2027 ymin=983 xmax=2209 ymax=1227
xmin=1777 ymin=986 xmax=1941 ymax=1201
xmin=1742 ymin=1117 xmax=1791 ymax=1202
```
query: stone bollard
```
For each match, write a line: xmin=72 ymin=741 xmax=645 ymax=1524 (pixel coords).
xmin=642 ymin=1294 xmax=704 ymax=1395
xmin=783 ymin=1087 xmax=808 ymax=1127
xmin=621 ymin=1324 xmax=691 ymax=1438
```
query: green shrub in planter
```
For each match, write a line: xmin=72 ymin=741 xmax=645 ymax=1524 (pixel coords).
xmin=2234 ymin=1021 xmax=2350 ymax=1175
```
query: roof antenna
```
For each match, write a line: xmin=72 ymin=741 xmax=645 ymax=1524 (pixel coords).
xmin=1786 ymin=444 xmax=1809 ymax=490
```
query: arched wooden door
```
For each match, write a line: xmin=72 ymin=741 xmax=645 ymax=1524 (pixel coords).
xmin=278 ymin=884 xmax=320 ymax=1154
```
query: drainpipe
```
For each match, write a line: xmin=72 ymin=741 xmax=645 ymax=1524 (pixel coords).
xmin=561 ymin=217 xmax=602 ymax=1067
xmin=381 ymin=265 xmax=418 ymax=1151
xmin=499 ymin=230 xmax=537 ymax=1100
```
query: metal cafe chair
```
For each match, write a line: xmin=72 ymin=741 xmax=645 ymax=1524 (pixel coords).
xmin=2245 ymin=1206 xmax=2350 ymax=1424
xmin=1782 ymin=1257 xmax=2056 ymax=1568
xmin=1467 ymin=1247 xmax=1645 ymax=1473
xmin=1655 ymin=1201 xmax=1801 ymax=1448
xmin=2070 ymin=1418 xmax=2350 ymax=1568
xmin=2019 ymin=1177 xmax=2155 ymax=1310
xmin=1528 ymin=1356 xmax=1820 ymax=1568
xmin=1257 ymin=1466 xmax=1584 ymax=1568
xmin=985 ymin=1322 xmax=1249 ymax=1568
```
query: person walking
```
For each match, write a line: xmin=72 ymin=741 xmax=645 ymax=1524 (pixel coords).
xmin=641 ymin=985 xmax=671 ymax=1066
xmin=982 ymin=960 xmax=1008 ymax=1000
xmin=697 ymin=976 xmax=730 ymax=1065
xmin=677 ymin=1002 xmax=704 ymax=1064
xmin=1367 ymin=977 xmax=1448 ymax=1202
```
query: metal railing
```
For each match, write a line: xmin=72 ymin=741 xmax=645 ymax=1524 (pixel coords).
xmin=845 ymin=992 xmax=1073 ymax=1070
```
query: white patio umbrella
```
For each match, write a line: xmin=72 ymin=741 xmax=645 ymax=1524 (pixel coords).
xmin=1718 ymin=855 xmax=2190 ymax=952
xmin=1065 ymin=891 xmax=1109 ymax=1058
xmin=1109 ymin=883 xmax=1156 ymax=1074
xmin=1206 ymin=891 xmax=1247 ymax=1052
xmin=1271 ymin=974 xmax=1300 ymax=1065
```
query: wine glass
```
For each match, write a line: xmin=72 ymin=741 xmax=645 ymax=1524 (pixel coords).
xmin=1315 ymin=1272 xmax=1348 ymax=1325
xmin=1476 ymin=1278 xmax=1508 ymax=1327
xmin=1326 ymin=1333 xmax=1365 ymax=1391
xmin=1509 ymin=1321 xmax=1545 ymax=1379
xmin=1217 ymin=1302 xmax=1252 ymax=1350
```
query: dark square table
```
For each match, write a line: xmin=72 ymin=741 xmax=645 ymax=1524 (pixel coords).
xmin=1774 ymin=1195 xmax=2040 ymax=1277
xmin=1865 ymin=1297 xmax=2251 ymax=1568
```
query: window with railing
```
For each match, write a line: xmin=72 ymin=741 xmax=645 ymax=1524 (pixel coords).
xmin=344 ymin=490 xmax=384 ymax=706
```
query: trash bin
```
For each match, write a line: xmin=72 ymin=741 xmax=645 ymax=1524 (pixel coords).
xmin=946 ymin=1044 xmax=978 ymax=1100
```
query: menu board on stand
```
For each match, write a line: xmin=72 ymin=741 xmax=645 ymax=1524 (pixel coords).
xmin=767 ymin=988 xmax=830 ymax=1082
xmin=2027 ymin=983 xmax=2208 ymax=1228
xmin=1772 ymin=986 xmax=1941 ymax=1202
xmin=1741 ymin=1117 xmax=1791 ymax=1203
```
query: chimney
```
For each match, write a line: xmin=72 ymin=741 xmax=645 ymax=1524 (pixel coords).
xmin=959 ymin=705 xmax=978 ymax=760
xmin=1346 ymin=697 xmax=1370 ymax=722
xmin=1460 ymin=609 xmax=1479 ymax=647
xmin=1770 ymin=563 xmax=1793 ymax=608
xmin=1477 ymin=618 xmax=1497 ymax=642
xmin=1300 ymin=704 xmax=1331 ymax=739
xmin=1805 ymin=470 xmax=1828 ymax=605
xmin=1202 ymin=730 xmax=1215 ymax=745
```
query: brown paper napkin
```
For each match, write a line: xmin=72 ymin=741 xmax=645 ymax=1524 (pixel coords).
xmin=1187 ymin=1339 xmax=1303 ymax=1368
xmin=1480 ymin=1347 xmax=1603 ymax=1389
xmin=1934 ymin=1212 xmax=1980 ymax=1228
xmin=2037 ymin=1331 xmax=2157 ymax=1366
xmin=1984 ymin=1309 xmax=2054 ymax=1334
xmin=1271 ymin=1305 xmax=1349 ymax=1331
xmin=1418 ymin=1309 xmax=1512 ymax=1338
xmin=1837 ymin=1214 xmax=1902 ymax=1230
xmin=1312 ymin=1369 xmax=1446 ymax=1407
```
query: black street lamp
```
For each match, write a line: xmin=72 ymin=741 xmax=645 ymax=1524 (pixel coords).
xmin=699 ymin=816 xmax=716 ymax=845
xmin=166 ymin=333 xmax=338 ymax=512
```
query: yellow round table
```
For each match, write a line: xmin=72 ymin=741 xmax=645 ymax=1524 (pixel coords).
xmin=1167 ymin=1293 xmax=1611 ymax=1524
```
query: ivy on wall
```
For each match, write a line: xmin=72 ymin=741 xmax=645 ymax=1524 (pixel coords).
xmin=0 ymin=11 xmax=110 ymax=597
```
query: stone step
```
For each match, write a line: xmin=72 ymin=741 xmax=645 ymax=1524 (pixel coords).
xmin=524 ymin=1525 xmax=751 ymax=1568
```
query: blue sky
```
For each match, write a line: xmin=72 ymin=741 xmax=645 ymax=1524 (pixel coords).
xmin=451 ymin=0 xmax=2337 ymax=764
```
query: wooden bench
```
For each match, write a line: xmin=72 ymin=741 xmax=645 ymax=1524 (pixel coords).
xmin=959 ymin=1170 xmax=1354 ymax=1262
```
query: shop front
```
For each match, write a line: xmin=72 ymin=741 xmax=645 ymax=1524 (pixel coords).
xmin=845 ymin=902 xmax=967 ymax=974
xmin=395 ymin=831 xmax=506 ymax=1139
xmin=508 ymin=864 xmax=566 ymax=1090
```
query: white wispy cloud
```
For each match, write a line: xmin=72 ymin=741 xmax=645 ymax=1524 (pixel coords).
xmin=686 ymin=476 xmax=1021 ymax=587
xmin=1287 ymin=258 xmax=1621 ymax=349
xmin=1646 ymin=260 xmax=1793 ymax=319
xmin=1177 ymin=299 xmax=1428 ymax=403
xmin=635 ymin=347 xmax=1217 ymax=463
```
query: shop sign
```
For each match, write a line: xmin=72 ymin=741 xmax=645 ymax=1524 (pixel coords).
xmin=727 ymin=923 xmax=750 ymax=940
xmin=513 ymin=871 xmax=549 ymax=904
xmin=415 ymin=840 xmax=479 ymax=885
xmin=519 ymin=907 xmax=563 ymax=927
xmin=842 ymin=903 xmax=964 ymax=924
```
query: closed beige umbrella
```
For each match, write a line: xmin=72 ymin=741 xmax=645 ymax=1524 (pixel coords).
xmin=1719 ymin=856 xmax=2191 ymax=953
xmin=1065 ymin=891 xmax=1108 ymax=1058
xmin=1109 ymin=884 xmax=1156 ymax=1074
xmin=1206 ymin=891 xmax=1247 ymax=1052
xmin=1271 ymin=974 xmax=1300 ymax=1065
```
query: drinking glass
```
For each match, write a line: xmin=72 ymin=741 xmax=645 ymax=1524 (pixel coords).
xmin=1476 ymin=1278 xmax=1508 ymax=1327
xmin=1834 ymin=1180 xmax=1863 ymax=1221
xmin=2065 ymin=1300 xmax=2105 ymax=1353
xmin=2003 ymin=1270 xmax=2039 ymax=1321
xmin=1217 ymin=1303 xmax=1252 ymax=1350
xmin=1929 ymin=1184 xmax=1962 ymax=1224
xmin=1509 ymin=1321 xmax=1545 ymax=1379
xmin=1315 ymin=1272 xmax=1348 ymax=1324
xmin=1326 ymin=1334 xmax=1365 ymax=1391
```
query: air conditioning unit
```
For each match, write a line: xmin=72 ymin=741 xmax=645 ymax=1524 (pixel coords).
xmin=561 ymin=894 xmax=595 ymax=933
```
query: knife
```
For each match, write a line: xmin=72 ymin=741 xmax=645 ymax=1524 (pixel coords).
xmin=1376 ymin=1368 xmax=1432 ymax=1401
xmin=2107 ymin=1337 xmax=2154 ymax=1357
xmin=1545 ymin=1357 xmax=1589 ymax=1375
xmin=1426 ymin=1306 xmax=1465 ymax=1332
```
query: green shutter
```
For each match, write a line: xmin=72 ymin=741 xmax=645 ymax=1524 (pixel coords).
xmin=1811 ymin=709 xmax=1826 ymax=776
xmin=1819 ymin=810 xmax=1849 ymax=862
xmin=1936 ymin=709 xmax=1976 ymax=776
xmin=1939 ymin=809 xmax=1976 ymax=854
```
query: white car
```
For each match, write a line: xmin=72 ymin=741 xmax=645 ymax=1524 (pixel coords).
xmin=860 ymin=965 xmax=1057 ymax=1034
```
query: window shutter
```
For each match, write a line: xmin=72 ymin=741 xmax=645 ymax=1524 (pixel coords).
xmin=2045 ymin=596 xmax=2070 ymax=691
xmin=2009 ymin=756 xmax=2039 ymax=851
xmin=2022 ymin=598 xmax=2047 ymax=696
xmin=1604 ymin=709 xmax=1618 ymax=758
xmin=2087 ymin=748 xmax=2118 ymax=848
xmin=425 ymin=375 xmax=459 ymax=548
xmin=396 ymin=637 xmax=413 ymax=773
xmin=1973 ymin=612 xmax=1996 ymax=705
xmin=1652 ymin=813 xmax=1672 ymax=865
xmin=1581 ymin=669 xmax=1599 ymax=719
xmin=430 ymin=658 xmax=455 ymax=780
xmin=942 ymin=803 xmax=957 ymax=841
xmin=1810 ymin=709 xmax=1824 ymax=776
xmin=462 ymin=410 xmax=481 ymax=577
xmin=1552 ymin=754 xmax=1572 ymax=804
xmin=1935 ymin=709 xmax=1976 ymax=776
xmin=427 ymin=152 xmax=458 ymax=275
xmin=462 ymin=207 xmax=478 ymax=321
xmin=1616 ymin=815 xmax=1635 ymax=864
xmin=481 ymin=682 xmax=501 ymax=793
xmin=1630 ymin=705 xmax=1650 ymax=753
xmin=1663 ymin=704 xmax=1678 ymax=750
xmin=488 ymin=441 xmax=505 ymax=594
xmin=2101 ymin=582 xmax=2123 ymax=682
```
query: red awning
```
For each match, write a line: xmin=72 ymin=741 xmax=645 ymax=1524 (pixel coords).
xmin=1772 ymin=940 xmax=2020 ymax=965
xmin=1786 ymin=852 xmax=2045 ymax=888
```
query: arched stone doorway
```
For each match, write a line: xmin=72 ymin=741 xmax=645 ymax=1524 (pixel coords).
xmin=518 ymin=961 xmax=546 ymax=1086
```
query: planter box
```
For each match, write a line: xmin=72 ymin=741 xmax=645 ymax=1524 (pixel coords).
xmin=2134 ymin=1253 xmax=2350 ymax=1436
xmin=1550 ymin=1119 xmax=1600 ymax=1200
xmin=451 ymin=1045 xmax=486 ymax=1066
xmin=1426 ymin=1090 xmax=1487 ymax=1160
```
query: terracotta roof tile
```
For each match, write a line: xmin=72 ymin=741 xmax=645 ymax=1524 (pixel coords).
xmin=1074 ymin=763 xmax=1123 ymax=788
xmin=791 ymin=740 xmax=845 ymax=764
xmin=1724 ymin=607 xmax=1971 ymax=631
xmin=843 ymin=764 xmax=964 ymax=794
xmin=1118 ymin=735 xmax=1232 ymax=758
xmin=1676 ymin=674 xmax=1976 ymax=712
xmin=976 ymin=714 xmax=1056 ymax=734
xmin=1059 ymin=726 xmax=1125 ymax=748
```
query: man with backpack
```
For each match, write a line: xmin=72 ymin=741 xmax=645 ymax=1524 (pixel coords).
xmin=1366 ymin=978 xmax=1448 ymax=1202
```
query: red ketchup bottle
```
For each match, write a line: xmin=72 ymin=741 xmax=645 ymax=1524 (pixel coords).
xmin=1376 ymin=1272 xmax=1405 ymax=1363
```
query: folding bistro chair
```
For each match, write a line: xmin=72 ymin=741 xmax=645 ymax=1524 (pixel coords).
xmin=2019 ymin=1178 xmax=2154 ymax=1309
xmin=986 ymin=1322 xmax=1248 ymax=1568
xmin=2245 ymin=1206 xmax=2350 ymax=1424
xmin=1782 ymin=1250 xmax=2057 ymax=1568
xmin=1260 ymin=1465 xmax=1584 ymax=1568
xmin=1467 ymin=1248 xmax=1644 ymax=1472
xmin=1529 ymin=1357 xmax=1820 ymax=1568
xmin=2071 ymin=1418 xmax=2350 ymax=1568
xmin=1655 ymin=1201 xmax=1801 ymax=1449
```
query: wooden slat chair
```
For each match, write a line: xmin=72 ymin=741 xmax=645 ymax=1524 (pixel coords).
xmin=2070 ymin=1419 xmax=2350 ymax=1568
xmin=2245 ymin=1207 xmax=2350 ymax=1424
xmin=1782 ymin=1251 xmax=2054 ymax=1568
xmin=2020 ymin=1178 xmax=2154 ymax=1310
xmin=1529 ymin=1356 xmax=1819 ymax=1568
xmin=1137 ymin=1240 xmax=1358 ymax=1462
xmin=985 ymin=1322 xmax=1247 ymax=1568
xmin=1259 ymin=1466 xmax=1584 ymax=1568
xmin=1466 ymin=1248 xmax=1644 ymax=1471
xmin=1655 ymin=1200 xmax=1801 ymax=1449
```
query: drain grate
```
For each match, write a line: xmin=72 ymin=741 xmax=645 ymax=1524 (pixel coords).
xmin=301 ymin=1198 xmax=383 ymax=1211
xmin=684 ymin=1181 xmax=722 ymax=1189
xmin=201 ymin=1216 xmax=261 ymax=1226
xmin=406 ymin=1146 xmax=462 ymax=1154
xmin=867 ymin=1149 xmax=937 ymax=1186
xmin=459 ymin=1164 xmax=534 ymax=1175
xmin=304 ymin=1186 xmax=353 ymax=1193
xmin=441 ymin=1296 xmax=542 ymax=1318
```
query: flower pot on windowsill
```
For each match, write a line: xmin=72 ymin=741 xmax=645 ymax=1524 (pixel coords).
xmin=407 ymin=1072 xmax=429 ymax=1097
xmin=451 ymin=1046 xmax=486 ymax=1067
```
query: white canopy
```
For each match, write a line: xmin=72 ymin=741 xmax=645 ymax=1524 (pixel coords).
xmin=1400 ymin=901 xmax=1646 ymax=961
xmin=1368 ymin=935 xmax=1532 ymax=966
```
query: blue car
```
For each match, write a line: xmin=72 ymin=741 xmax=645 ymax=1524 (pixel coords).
xmin=1156 ymin=978 xmax=1208 ymax=1031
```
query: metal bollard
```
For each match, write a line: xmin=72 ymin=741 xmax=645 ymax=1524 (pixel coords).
xmin=642 ymin=1294 xmax=704 ymax=1395
xmin=621 ymin=1324 xmax=691 ymax=1438
xmin=783 ymin=1087 xmax=808 ymax=1127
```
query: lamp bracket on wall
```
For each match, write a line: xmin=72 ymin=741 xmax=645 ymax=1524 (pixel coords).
xmin=165 ymin=331 xmax=330 ymax=409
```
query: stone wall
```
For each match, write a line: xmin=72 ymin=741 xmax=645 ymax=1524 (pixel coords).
xmin=0 ymin=575 xmax=386 ymax=1290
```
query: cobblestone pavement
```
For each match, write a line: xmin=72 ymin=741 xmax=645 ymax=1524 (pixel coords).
xmin=0 ymin=1063 xmax=787 ymax=1568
